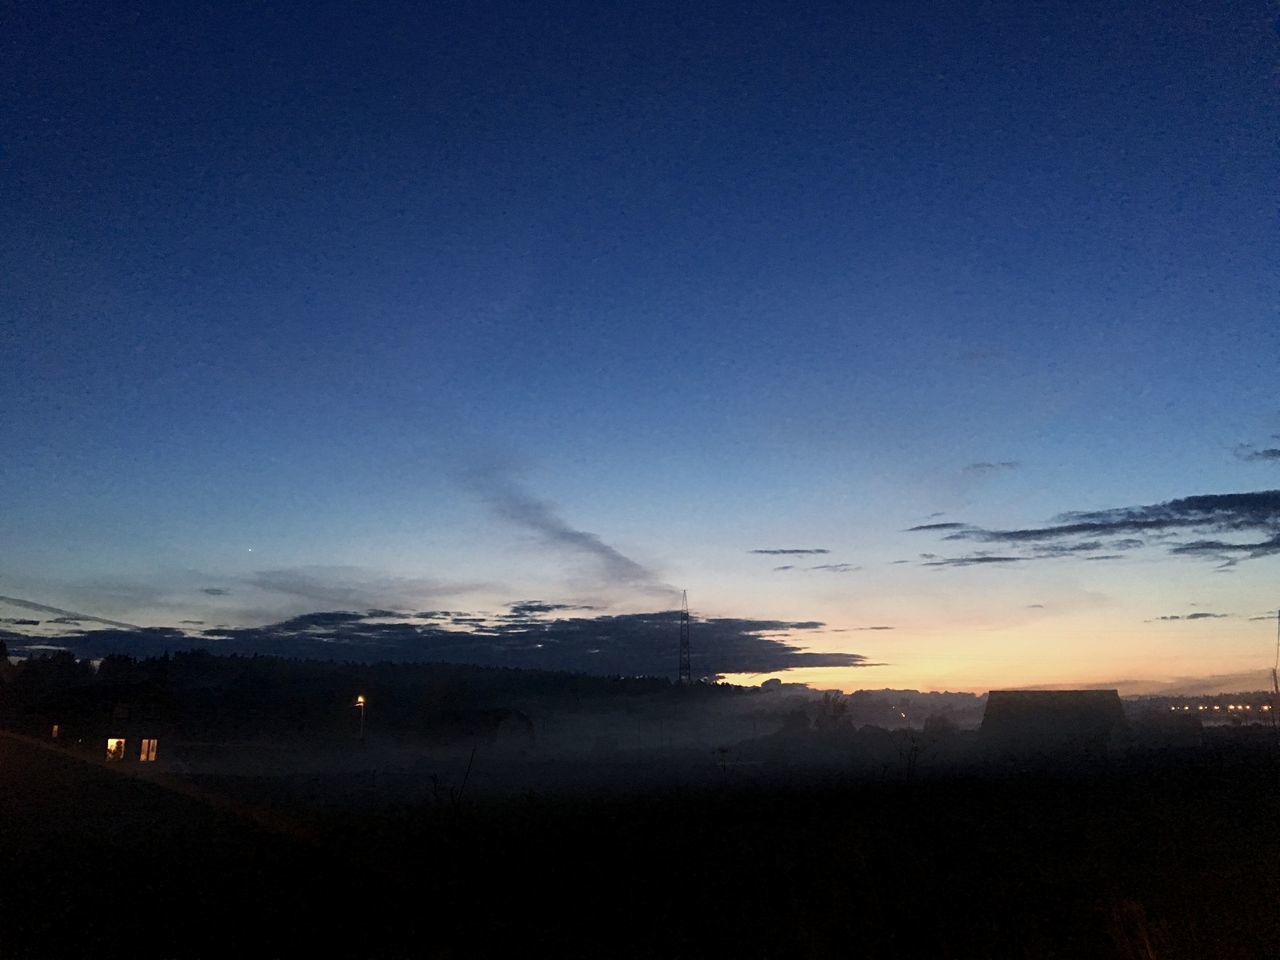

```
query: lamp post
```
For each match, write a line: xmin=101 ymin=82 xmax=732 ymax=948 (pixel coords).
xmin=355 ymin=694 xmax=366 ymax=741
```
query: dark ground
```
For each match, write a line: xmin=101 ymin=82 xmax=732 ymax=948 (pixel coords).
xmin=2 ymin=733 xmax=1278 ymax=959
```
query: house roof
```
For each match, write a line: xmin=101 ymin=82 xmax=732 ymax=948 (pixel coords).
xmin=981 ymin=689 xmax=1125 ymax=748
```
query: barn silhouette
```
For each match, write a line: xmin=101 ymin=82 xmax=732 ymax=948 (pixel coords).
xmin=981 ymin=689 xmax=1125 ymax=756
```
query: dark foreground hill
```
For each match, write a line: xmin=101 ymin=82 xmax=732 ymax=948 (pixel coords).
xmin=0 ymin=733 xmax=372 ymax=959
xmin=3 ymin=730 xmax=1279 ymax=959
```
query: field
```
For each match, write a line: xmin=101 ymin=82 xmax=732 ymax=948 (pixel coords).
xmin=3 ymin=732 xmax=1279 ymax=959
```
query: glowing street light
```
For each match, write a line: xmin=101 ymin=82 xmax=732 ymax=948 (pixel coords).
xmin=354 ymin=694 xmax=366 ymax=741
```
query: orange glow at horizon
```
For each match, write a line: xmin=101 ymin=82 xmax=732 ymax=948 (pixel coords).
xmin=720 ymin=615 xmax=1279 ymax=695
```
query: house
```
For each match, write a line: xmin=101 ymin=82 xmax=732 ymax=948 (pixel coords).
xmin=101 ymin=697 xmax=167 ymax=764
xmin=104 ymin=734 xmax=161 ymax=763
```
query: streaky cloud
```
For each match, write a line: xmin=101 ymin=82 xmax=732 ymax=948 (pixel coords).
xmin=506 ymin=600 xmax=597 ymax=617
xmin=1236 ymin=445 xmax=1280 ymax=462
xmin=246 ymin=566 xmax=472 ymax=610
xmin=750 ymin=548 xmax=831 ymax=555
xmin=467 ymin=467 xmax=668 ymax=591
xmin=0 ymin=594 xmax=142 ymax=630
xmin=923 ymin=556 xmax=1024 ymax=567
xmin=912 ymin=489 xmax=1280 ymax=566
xmin=963 ymin=461 xmax=1020 ymax=474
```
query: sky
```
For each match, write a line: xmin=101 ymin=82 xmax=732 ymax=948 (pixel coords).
xmin=2 ymin=0 xmax=1278 ymax=693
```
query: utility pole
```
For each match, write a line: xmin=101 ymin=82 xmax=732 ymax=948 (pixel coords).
xmin=679 ymin=590 xmax=691 ymax=686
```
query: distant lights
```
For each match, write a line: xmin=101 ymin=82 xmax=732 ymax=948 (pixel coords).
xmin=1167 ymin=701 xmax=1266 ymax=713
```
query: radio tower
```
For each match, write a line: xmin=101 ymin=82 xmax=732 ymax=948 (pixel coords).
xmin=678 ymin=590 xmax=691 ymax=686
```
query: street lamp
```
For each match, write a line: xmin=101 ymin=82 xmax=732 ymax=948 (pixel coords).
xmin=355 ymin=694 xmax=366 ymax=741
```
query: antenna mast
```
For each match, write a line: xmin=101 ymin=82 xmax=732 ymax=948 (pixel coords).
xmin=678 ymin=590 xmax=691 ymax=686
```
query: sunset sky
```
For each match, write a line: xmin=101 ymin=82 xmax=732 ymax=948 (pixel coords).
xmin=3 ymin=1 xmax=1278 ymax=693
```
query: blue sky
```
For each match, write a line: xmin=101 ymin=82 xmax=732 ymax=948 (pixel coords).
xmin=3 ymin=0 xmax=1278 ymax=691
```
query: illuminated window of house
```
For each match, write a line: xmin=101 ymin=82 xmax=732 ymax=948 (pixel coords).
xmin=51 ymin=724 xmax=60 ymax=739
xmin=106 ymin=738 xmax=126 ymax=762
xmin=139 ymin=739 xmax=158 ymax=762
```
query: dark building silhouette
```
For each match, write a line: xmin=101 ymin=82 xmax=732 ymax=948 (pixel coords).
xmin=981 ymin=689 xmax=1125 ymax=756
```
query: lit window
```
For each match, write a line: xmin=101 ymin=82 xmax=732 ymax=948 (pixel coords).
xmin=51 ymin=724 xmax=60 ymax=738
xmin=139 ymin=738 xmax=158 ymax=762
xmin=106 ymin=738 xmax=126 ymax=761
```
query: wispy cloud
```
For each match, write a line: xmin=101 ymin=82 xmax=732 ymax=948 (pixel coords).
xmin=505 ymin=600 xmax=597 ymax=618
xmin=467 ymin=467 xmax=668 ymax=591
xmin=910 ymin=490 xmax=1280 ymax=566
xmin=922 ymin=555 xmax=1024 ymax=568
xmin=750 ymin=548 xmax=831 ymax=555
xmin=1235 ymin=444 xmax=1280 ymax=462
xmin=0 ymin=595 xmax=141 ymax=630
xmin=245 ymin=567 xmax=470 ymax=611
xmin=1148 ymin=612 xmax=1231 ymax=622
xmin=772 ymin=561 xmax=859 ymax=573
xmin=963 ymin=461 xmax=1020 ymax=474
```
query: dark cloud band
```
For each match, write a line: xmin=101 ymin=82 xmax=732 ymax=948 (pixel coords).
xmin=2 ymin=606 xmax=871 ymax=678
xmin=910 ymin=490 xmax=1280 ymax=567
